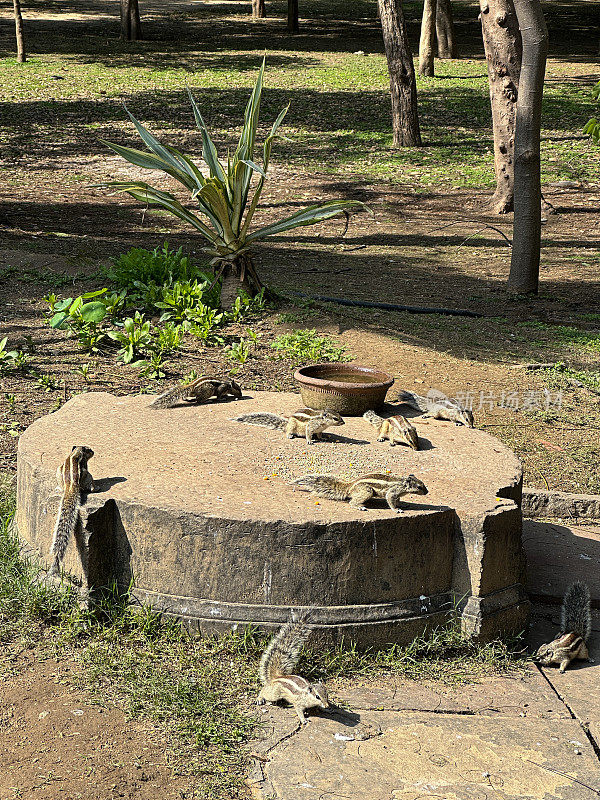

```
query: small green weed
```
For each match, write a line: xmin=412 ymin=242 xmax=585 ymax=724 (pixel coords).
xmin=105 ymin=243 xmax=212 ymax=290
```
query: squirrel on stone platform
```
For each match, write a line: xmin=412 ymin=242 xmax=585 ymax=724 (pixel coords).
xmin=397 ymin=390 xmax=474 ymax=428
xmin=150 ymin=377 xmax=242 ymax=409
xmin=536 ymin=582 xmax=592 ymax=672
xmin=233 ymin=408 xmax=344 ymax=445
xmin=291 ymin=472 xmax=428 ymax=511
xmin=257 ymin=610 xmax=329 ymax=724
xmin=363 ymin=410 xmax=420 ymax=450
xmin=48 ymin=446 xmax=94 ymax=577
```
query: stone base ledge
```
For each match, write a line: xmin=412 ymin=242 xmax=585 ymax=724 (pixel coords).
xmin=522 ymin=488 xmax=600 ymax=519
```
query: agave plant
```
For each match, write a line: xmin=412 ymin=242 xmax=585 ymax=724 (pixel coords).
xmin=97 ymin=60 xmax=366 ymax=307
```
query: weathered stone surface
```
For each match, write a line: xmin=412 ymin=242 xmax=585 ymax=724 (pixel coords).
xmin=17 ymin=391 xmax=527 ymax=642
xmin=334 ymin=665 xmax=569 ymax=718
xmin=257 ymin=710 xmax=599 ymax=800
xmin=524 ymin=520 xmax=600 ymax=602
xmin=529 ymin=605 xmax=600 ymax=751
xmin=523 ymin=488 xmax=600 ymax=519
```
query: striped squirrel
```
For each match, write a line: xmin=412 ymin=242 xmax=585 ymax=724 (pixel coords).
xmin=233 ymin=408 xmax=344 ymax=445
xmin=363 ymin=410 xmax=419 ymax=450
xmin=48 ymin=446 xmax=94 ymax=577
xmin=397 ymin=390 xmax=474 ymax=428
xmin=292 ymin=472 xmax=428 ymax=511
xmin=257 ymin=610 xmax=329 ymax=724
xmin=151 ymin=377 xmax=242 ymax=409
xmin=536 ymin=582 xmax=592 ymax=672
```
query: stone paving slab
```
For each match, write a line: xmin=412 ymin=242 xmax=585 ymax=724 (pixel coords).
xmin=333 ymin=666 xmax=570 ymax=719
xmin=255 ymin=710 xmax=600 ymax=800
xmin=524 ymin=520 xmax=600 ymax=602
xmin=529 ymin=605 xmax=600 ymax=752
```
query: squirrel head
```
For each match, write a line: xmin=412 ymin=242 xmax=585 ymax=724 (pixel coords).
xmin=458 ymin=408 xmax=475 ymax=428
xmin=71 ymin=445 xmax=94 ymax=461
xmin=321 ymin=410 xmax=344 ymax=426
xmin=305 ymin=681 xmax=329 ymax=710
xmin=405 ymin=474 xmax=428 ymax=495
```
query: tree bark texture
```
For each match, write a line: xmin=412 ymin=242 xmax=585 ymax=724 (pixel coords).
xmin=13 ymin=0 xmax=26 ymax=63
xmin=436 ymin=0 xmax=456 ymax=58
xmin=219 ymin=254 xmax=263 ymax=309
xmin=287 ymin=0 xmax=299 ymax=33
xmin=378 ymin=0 xmax=422 ymax=147
xmin=507 ymin=0 xmax=548 ymax=294
xmin=252 ymin=0 xmax=266 ymax=18
xmin=419 ymin=0 xmax=437 ymax=76
xmin=479 ymin=0 xmax=521 ymax=213
xmin=120 ymin=0 xmax=142 ymax=41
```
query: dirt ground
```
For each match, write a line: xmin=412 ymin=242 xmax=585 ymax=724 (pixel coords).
xmin=1 ymin=1 xmax=599 ymax=798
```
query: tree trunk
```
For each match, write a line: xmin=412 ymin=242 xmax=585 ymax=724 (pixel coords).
xmin=252 ymin=0 xmax=266 ymax=18
xmin=13 ymin=0 xmax=26 ymax=63
xmin=507 ymin=0 xmax=548 ymax=294
xmin=287 ymin=0 xmax=299 ymax=33
xmin=479 ymin=0 xmax=521 ymax=213
xmin=120 ymin=0 xmax=142 ymax=41
xmin=378 ymin=0 xmax=422 ymax=147
xmin=419 ymin=0 xmax=437 ymax=76
xmin=218 ymin=254 xmax=264 ymax=310
xmin=436 ymin=0 xmax=456 ymax=58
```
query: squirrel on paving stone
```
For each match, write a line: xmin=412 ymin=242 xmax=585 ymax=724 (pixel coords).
xmin=257 ymin=610 xmax=329 ymax=724
xmin=536 ymin=582 xmax=592 ymax=673
xmin=397 ymin=390 xmax=474 ymax=428
xmin=151 ymin=377 xmax=242 ymax=409
xmin=48 ymin=446 xmax=94 ymax=577
xmin=233 ymin=408 xmax=344 ymax=445
xmin=363 ymin=410 xmax=420 ymax=450
xmin=291 ymin=472 xmax=428 ymax=511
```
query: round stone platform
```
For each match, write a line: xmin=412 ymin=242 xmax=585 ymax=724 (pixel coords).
xmin=16 ymin=391 xmax=529 ymax=645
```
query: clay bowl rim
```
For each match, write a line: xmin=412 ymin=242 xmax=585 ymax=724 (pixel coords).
xmin=293 ymin=363 xmax=395 ymax=394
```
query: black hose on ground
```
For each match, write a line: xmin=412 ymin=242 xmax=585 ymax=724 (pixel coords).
xmin=290 ymin=292 xmax=484 ymax=319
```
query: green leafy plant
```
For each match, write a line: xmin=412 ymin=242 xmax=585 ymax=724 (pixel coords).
xmin=155 ymin=321 xmax=183 ymax=354
xmin=36 ymin=374 xmax=60 ymax=392
xmin=49 ymin=290 xmax=108 ymax=330
xmin=271 ymin=328 xmax=351 ymax=363
xmin=98 ymin=61 xmax=366 ymax=307
xmin=229 ymin=289 xmax=266 ymax=322
xmin=5 ymin=393 xmax=16 ymax=411
xmin=136 ymin=352 xmax=166 ymax=379
xmin=0 ymin=337 xmax=19 ymax=373
xmin=100 ymin=289 xmax=128 ymax=318
xmin=76 ymin=363 xmax=92 ymax=382
xmin=156 ymin=279 xmax=218 ymax=323
xmin=105 ymin=242 xmax=210 ymax=289
xmin=583 ymin=81 xmax=600 ymax=143
xmin=225 ymin=338 xmax=251 ymax=364
xmin=186 ymin=308 xmax=225 ymax=345
xmin=107 ymin=312 xmax=153 ymax=363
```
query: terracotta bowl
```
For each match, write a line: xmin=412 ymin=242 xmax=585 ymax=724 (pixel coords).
xmin=293 ymin=363 xmax=394 ymax=416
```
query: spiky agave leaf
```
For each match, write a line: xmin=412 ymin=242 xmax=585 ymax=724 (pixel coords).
xmin=245 ymin=200 xmax=366 ymax=243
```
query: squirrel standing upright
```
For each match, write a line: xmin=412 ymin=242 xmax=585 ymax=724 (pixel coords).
xmin=397 ymin=390 xmax=474 ymax=428
xmin=257 ymin=610 xmax=329 ymax=724
xmin=48 ymin=446 xmax=94 ymax=577
xmin=233 ymin=408 xmax=344 ymax=444
xmin=536 ymin=582 xmax=592 ymax=672
xmin=151 ymin=377 xmax=242 ymax=409
xmin=363 ymin=410 xmax=420 ymax=450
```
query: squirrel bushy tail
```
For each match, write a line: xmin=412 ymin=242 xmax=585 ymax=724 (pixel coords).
xmin=259 ymin=610 xmax=314 ymax=684
xmin=291 ymin=474 xmax=350 ymax=501
xmin=561 ymin=581 xmax=592 ymax=640
xmin=49 ymin=458 xmax=83 ymax=575
xmin=233 ymin=412 xmax=287 ymax=431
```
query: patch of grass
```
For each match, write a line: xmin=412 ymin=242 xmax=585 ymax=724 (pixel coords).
xmin=305 ymin=613 xmax=527 ymax=687
xmin=271 ymin=328 xmax=351 ymax=363
xmin=516 ymin=321 xmax=600 ymax=353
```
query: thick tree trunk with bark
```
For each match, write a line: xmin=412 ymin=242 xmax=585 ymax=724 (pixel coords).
xmin=419 ymin=0 xmax=437 ymax=76
xmin=252 ymin=0 xmax=266 ymax=18
xmin=120 ymin=0 xmax=142 ymax=41
xmin=378 ymin=0 xmax=422 ymax=147
xmin=436 ymin=0 xmax=456 ymax=58
xmin=13 ymin=0 xmax=26 ymax=63
xmin=287 ymin=0 xmax=299 ymax=33
xmin=479 ymin=0 xmax=521 ymax=213
xmin=507 ymin=0 xmax=548 ymax=294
